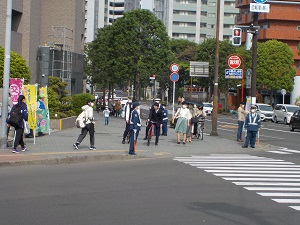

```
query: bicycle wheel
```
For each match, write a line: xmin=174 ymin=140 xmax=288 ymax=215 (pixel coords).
xmin=147 ymin=127 xmax=152 ymax=146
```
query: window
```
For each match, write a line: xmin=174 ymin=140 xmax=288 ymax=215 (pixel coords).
xmin=208 ymin=13 xmax=216 ymax=18
xmin=223 ymin=24 xmax=233 ymax=28
xmin=201 ymin=0 xmax=208 ymax=5
xmin=208 ymin=24 xmax=215 ymax=28
xmin=208 ymin=2 xmax=216 ymax=6
xmin=200 ymin=23 xmax=207 ymax=28
xmin=297 ymin=26 xmax=300 ymax=30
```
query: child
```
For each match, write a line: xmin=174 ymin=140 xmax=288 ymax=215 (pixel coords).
xmin=103 ymin=106 xmax=110 ymax=125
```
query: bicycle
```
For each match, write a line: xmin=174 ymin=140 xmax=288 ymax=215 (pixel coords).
xmin=196 ymin=117 xmax=205 ymax=140
xmin=146 ymin=121 xmax=155 ymax=146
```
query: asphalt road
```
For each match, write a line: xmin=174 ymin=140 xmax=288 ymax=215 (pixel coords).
xmin=1 ymin=156 xmax=300 ymax=225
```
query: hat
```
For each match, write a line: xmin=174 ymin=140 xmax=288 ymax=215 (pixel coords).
xmin=251 ymin=105 xmax=257 ymax=109
xmin=39 ymin=94 xmax=45 ymax=98
xmin=86 ymin=99 xmax=94 ymax=104
xmin=133 ymin=101 xmax=140 ymax=108
xmin=154 ymin=98 xmax=161 ymax=102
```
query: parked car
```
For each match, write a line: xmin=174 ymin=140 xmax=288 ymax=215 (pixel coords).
xmin=289 ymin=110 xmax=300 ymax=131
xmin=254 ymin=103 xmax=273 ymax=121
xmin=203 ymin=102 xmax=213 ymax=115
xmin=272 ymin=104 xmax=300 ymax=124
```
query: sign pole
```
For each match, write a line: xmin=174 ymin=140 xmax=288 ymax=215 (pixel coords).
xmin=172 ymin=82 xmax=175 ymax=118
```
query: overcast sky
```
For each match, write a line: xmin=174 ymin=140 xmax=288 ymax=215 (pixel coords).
xmin=141 ymin=0 xmax=153 ymax=10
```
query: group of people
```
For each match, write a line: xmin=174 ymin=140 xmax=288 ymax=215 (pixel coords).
xmin=237 ymin=102 xmax=261 ymax=148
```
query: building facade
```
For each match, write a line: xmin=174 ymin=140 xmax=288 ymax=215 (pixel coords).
xmin=154 ymin=0 xmax=239 ymax=43
xmin=235 ymin=0 xmax=300 ymax=104
xmin=0 ymin=0 xmax=85 ymax=94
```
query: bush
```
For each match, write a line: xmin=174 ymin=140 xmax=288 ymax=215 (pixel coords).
xmin=72 ymin=93 xmax=94 ymax=115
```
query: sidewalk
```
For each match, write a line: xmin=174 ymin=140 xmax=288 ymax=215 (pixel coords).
xmin=0 ymin=110 xmax=273 ymax=167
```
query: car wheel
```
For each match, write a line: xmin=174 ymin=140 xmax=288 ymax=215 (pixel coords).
xmin=284 ymin=117 xmax=288 ymax=125
xmin=289 ymin=123 xmax=294 ymax=131
xmin=274 ymin=116 xmax=278 ymax=123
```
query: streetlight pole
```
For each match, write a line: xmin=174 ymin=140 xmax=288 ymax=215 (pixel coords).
xmin=210 ymin=0 xmax=221 ymax=136
xmin=251 ymin=13 xmax=259 ymax=104
xmin=0 ymin=0 xmax=12 ymax=147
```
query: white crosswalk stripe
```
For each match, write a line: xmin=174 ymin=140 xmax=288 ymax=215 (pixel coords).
xmin=267 ymin=147 xmax=300 ymax=155
xmin=174 ymin=154 xmax=300 ymax=211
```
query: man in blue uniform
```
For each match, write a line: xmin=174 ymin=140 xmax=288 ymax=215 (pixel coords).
xmin=242 ymin=105 xmax=261 ymax=148
xmin=129 ymin=101 xmax=141 ymax=155
xmin=161 ymin=104 xmax=168 ymax=136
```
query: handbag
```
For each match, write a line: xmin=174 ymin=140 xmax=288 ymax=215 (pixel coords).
xmin=23 ymin=120 xmax=30 ymax=134
xmin=191 ymin=116 xmax=199 ymax=123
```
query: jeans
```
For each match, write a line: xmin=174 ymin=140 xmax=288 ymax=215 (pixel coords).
xmin=237 ymin=120 xmax=244 ymax=141
xmin=129 ymin=130 xmax=139 ymax=154
xmin=76 ymin=123 xmax=95 ymax=147
xmin=105 ymin=117 xmax=109 ymax=125
xmin=244 ymin=130 xmax=257 ymax=147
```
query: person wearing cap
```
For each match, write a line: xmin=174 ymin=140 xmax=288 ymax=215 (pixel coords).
xmin=161 ymin=104 xmax=168 ymax=136
xmin=242 ymin=105 xmax=261 ymax=148
xmin=73 ymin=99 xmax=96 ymax=150
xmin=237 ymin=102 xmax=248 ymax=142
xmin=122 ymin=99 xmax=133 ymax=144
xmin=129 ymin=101 xmax=141 ymax=155
xmin=172 ymin=101 xmax=192 ymax=144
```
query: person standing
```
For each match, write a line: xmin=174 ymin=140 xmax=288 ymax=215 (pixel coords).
xmin=122 ymin=99 xmax=133 ymax=144
xmin=172 ymin=101 xmax=192 ymax=144
xmin=242 ymin=105 xmax=261 ymax=148
xmin=129 ymin=101 xmax=141 ymax=155
xmin=7 ymin=95 xmax=28 ymax=153
xmin=115 ymin=100 xmax=121 ymax=117
xmin=161 ymin=104 xmax=168 ymax=136
xmin=103 ymin=106 xmax=110 ymax=125
xmin=237 ymin=102 xmax=248 ymax=142
xmin=73 ymin=99 xmax=96 ymax=150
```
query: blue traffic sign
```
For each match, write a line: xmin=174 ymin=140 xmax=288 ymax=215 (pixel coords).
xmin=253 ymin=0 xmax=267 ymax=3
xmin=170 ymin=73 xmax=179 ymax=82
xmin=225 ymin=69 xmax=243 ymax=79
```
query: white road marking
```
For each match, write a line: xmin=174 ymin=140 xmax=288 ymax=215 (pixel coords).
xmin=268 ymin=151 xmax=292 ymax=154
xmin=272 ymin=199 xmax=300 ymax=204
xmin=234 ymin=182 xmax=300 ymax=186
xmin=198 ymin=167 xmax=300 ymax=170
xmin=224 ymin=178 xmax=300 ymax=182
xmin=258 ymin=193 xmax=300 ymax=197
xmin=290 ymin=206 xmax=300 ymax=210
xmin=187 ymin=161 xmax=294 ymax=164
xmin=214 ymin=174 xmax=300 ymax=178
xmin=245 ymin=187 xmax=300 ymax=191
xmin=208 ymin=170 xmax=300 ymax=174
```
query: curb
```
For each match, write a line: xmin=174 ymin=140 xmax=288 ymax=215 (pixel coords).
xmin=0 ymin=154 xmax=149 ymax=168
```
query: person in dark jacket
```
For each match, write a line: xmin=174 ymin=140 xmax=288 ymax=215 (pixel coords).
xmin=242 ymin=105 xmax=261 ymax=148
xmin=144 ymin=102 xmax=163 ymax=145
xmin=7 ymin=95 xmax=28 ymax=153
xmin=161 ymin=104 xmax=168 ymax=136
xmin=129 ymin=101 xmax=141 ymax=155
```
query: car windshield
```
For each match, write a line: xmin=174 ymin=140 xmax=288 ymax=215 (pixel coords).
xmin=286 ymin=106 xmax=300 ymax=113
xmin=203 ymin=103 xmax=212 ymax=107
xmin=259 ymin=105 xmax=273 ymax=111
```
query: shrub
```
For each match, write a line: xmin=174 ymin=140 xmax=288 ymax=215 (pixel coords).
xmin=72 ymin=93 xmax=94 ymax=115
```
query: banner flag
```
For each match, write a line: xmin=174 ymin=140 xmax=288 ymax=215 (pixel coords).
xmin=23 ymin=85 xmax=37 ymax=129
xmin=9 ymin=78 xmax=24 ymax=105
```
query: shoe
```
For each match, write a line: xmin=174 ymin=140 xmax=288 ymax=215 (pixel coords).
xmin=143 ymin=137 xmax=147 ymax=140
xmin=155 ymin=143 xmax=158 ymax=146
xmin=89 ymin=146 xmax=96 ymax=150
xmin=182 ymin=142 xmax=186 ymax=145
xmin=251 ymin=146 xmax=255 ymax=148
xmin=238 ymin=139 xmax=243 ymax=142
xmin=177 ymin=142 xmax=180 ymax=144
xmin=242 ymin=145 xmax=248 ymax=148
xmin=122 ymin=139 xmax=125 ymax=144
xmin=12 ymin=149 xmax=19 ymax=153
xmin=21 ymin=147 xmax=26 ymax=152
xmin=129 ymin=152 xmax=136 ymax=155
xmin=73 ymin=143 xmax=79 ymax=150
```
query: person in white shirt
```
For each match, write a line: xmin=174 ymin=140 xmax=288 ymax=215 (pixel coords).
xmin=172 ymin=101 xmax=192 ymax=144
xmin=103 ymin=106 xmax=110 ymax=125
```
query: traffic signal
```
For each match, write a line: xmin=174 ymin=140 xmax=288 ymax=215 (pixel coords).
xmin=232 ymin=28 xmax=242 ymax=46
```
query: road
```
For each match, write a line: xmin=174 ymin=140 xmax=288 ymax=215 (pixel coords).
xmin=1 ymin=155 xmax=300 ymax=225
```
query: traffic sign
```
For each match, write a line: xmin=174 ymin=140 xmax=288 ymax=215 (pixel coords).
xmin=254 ymin=0 xmax=267 ymax=3
xmin=170 ymin=64 xmax=180 ymax=72
xmin=170 ymin=73 xmax=179 ymax=82
xmin=227 ymin=55 xmax=242 ymax=69
xmin=250 ymin=3 xmax=270 ymax=13
xmin=246 ymin=69 xmax=252 ymax=89
xmin=281 ymin=89 xmax=286 ymax=95
xmin=225 ymin=69 xmax=243 ymax=79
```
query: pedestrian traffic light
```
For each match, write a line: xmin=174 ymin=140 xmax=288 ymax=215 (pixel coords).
xmin=232 ymin=28 xmax=242 ymax=46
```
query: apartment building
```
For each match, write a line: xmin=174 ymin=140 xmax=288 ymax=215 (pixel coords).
xmin=0 ymin=0 xmax=85 ymax=94
xmin=235 ymin=0 xmax=300 ymax=104
xmin=84 ymin=0 xmax=141 ymax=43
xmin=154 ymin=0 xmax=239 ymax=43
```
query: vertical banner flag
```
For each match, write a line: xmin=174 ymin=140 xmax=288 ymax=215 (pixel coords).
xmin=23 ymin=85 xmax=37 ymax=129
xmin=37 ymin=87 xmax=50 ymax=133
xmin=9 ymin=78 xmax=24 ymax=105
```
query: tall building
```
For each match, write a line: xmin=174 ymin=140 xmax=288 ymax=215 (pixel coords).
xmin=235 ymin=0 xmax=300 ymax=104
xmin=84 ymin=0 xmax=141 ymax=43
xmin=154 ymin=0 xmax=239 ymax=43
xmin=0 ymin=0 xmax=85 ymax=94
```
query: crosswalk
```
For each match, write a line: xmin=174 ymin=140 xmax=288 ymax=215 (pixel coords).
xmin=174 ymin=154 xmax=300 ymax=211
xmin=268 ymin=147 xmax=300 ymax=155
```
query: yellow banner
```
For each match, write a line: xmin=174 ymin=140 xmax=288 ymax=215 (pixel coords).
xmin=39 ymin=87 xmax=48 ymax=109
xmin=23 ymin=85 xmax=37 ymax=129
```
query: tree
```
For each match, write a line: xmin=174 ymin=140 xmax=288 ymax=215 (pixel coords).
xmin=0 ymin=46 xmax=30 ymax=87
xmin=257 ymin=40 xmax=296 ymax=104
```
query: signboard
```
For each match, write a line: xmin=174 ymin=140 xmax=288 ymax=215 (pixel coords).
xmin=253 ymin=0 xmax=268 ymax=3
xmin=225 ymin=69 xmax=243 ymax=79
xmin=170 ymin=73 xmax=179 ymax=82
xmin=281 ymin=89 xmax=286 ymax=95
xmin=246 ymin=69 xmax=252 ymax=89
xmin=170 ymin=64 xmax=180 ymax=72
xmin=190 ymin=61 xmax=209 ymax=77
xmin=227 ymin=55 xmax=242 ymax=69
xmin=250 ymin=3 xmax=270 ymax=13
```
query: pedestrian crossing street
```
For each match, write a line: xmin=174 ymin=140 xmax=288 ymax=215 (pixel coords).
xmin=268 ymin=147 xmax=300 ymax=155
xmin=174 ymin=154 xmax=300 ymax=211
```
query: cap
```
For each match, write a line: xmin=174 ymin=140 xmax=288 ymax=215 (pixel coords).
xmin=251 ymin=105 xmax=257 ymax=109
xmin=39 ymin=94 xmax=45 ymax=98
xmin=86 ymin=99 xmax=94 ymax=104
xmin=133 ymin=101 xmax=140 ymax=108
xmin=154 ymin=98 xmax=161 ymax=102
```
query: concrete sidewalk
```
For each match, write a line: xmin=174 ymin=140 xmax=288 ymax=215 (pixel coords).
xmin=0 ymin=110 xmax=273 ymax=167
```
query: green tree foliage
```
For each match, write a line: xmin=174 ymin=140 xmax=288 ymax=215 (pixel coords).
xmin=0 ymin=46 xmax=30 ymax=87
xmin=71 ymin=93 xmax=94 ymax=115
xmin=257 ymin=40 xmax=295 ymax=94
xmin=48 ymin=76 xmax=75 ymax=119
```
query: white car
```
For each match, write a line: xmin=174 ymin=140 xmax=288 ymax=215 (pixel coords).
xmin=273 ymin=104 xmax=300 ymax=124
xmin=254 ymin=103 xmax=273 ymax=121
xmin=203 ymin=102 xmax=213 ymax=115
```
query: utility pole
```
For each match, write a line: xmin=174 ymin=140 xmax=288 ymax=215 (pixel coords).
xmin=0 ymin=0 xmax=12 ymax=148
xmin=211 ymin=0 xmax=221 ymax=136
xmin=251 ymin=12 xmax=259 ymax=104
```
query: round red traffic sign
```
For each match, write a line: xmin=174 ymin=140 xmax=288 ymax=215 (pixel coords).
xmin=170 ymin=63 xmax=180 ymax=72
xmin=227 ymin=55 xmax=241 ymax=69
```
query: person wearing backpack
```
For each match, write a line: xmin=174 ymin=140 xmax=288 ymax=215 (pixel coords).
xmin=73 ymin=99 xmax=96 ymax=150
xmin=7 ymin=95 xmax=28 ymax=153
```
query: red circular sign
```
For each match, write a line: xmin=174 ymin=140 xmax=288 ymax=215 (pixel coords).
xmin=228 ymin=55 xmax=241 ymax=69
